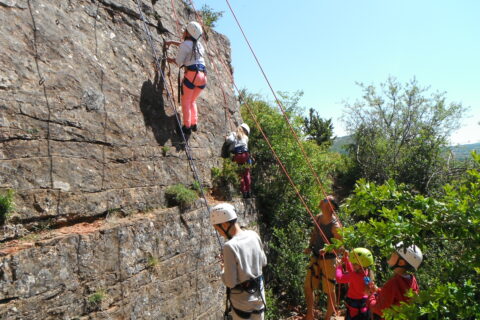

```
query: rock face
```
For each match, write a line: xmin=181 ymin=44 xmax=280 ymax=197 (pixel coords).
xmin=0 ymin=200 xmax=260 ymax=319
xmin=0 ymin=0 xmax=255 ymax=319
xmin=0 ymin=0 xmax=239 ymax=226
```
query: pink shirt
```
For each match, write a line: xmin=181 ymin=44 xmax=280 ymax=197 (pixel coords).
xmin=336 ymin=257 xmax=369 ymax=299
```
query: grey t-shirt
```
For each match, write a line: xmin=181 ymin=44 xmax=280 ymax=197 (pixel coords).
xmin=222 ymin=230 xmax=267 ymax=312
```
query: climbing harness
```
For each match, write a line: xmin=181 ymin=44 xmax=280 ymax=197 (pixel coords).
xmin=224 ymin=0 xmax=342 ymax=221
xmin=224 ymin=275 xmax=266 ymax=319
xmin=176 ymin=63 xmax=207 ymax=103
xmin=308 ymin=256 xmax=337 ymax=291
xmin=344 ymin=297 xmax=369 ymax=320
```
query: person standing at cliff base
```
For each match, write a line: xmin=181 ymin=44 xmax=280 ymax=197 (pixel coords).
xmin=226 ymin=123 xmax=253 ymax=198
xmin=211 ymin=203 xmax=267 ymax=319
xmin=165 ymin=21 xmax=206 ymax=136
xmin=368 ymin=242 xmax=423 ymax=320
xmin=304 ymin=196 xmax=342 ymax=320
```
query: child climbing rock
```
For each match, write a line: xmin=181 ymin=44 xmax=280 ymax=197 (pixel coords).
xmin=336 ymin=248 xmax=375 ymax=320
xmin=165 ymin=21 xmax=206 ymax=135
xmin=226 ymin=123 xmax=252 ymax=198
xmin=210 ymin=203 xmax=267 ymax=319
xmin=368 ymin=242 xmax=423 ymax=320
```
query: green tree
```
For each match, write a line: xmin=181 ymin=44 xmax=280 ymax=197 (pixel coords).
xmin=343 ymin=77 xmax=465 ymax=193
xmin=303 ymin=108 xmax=335 ymax=147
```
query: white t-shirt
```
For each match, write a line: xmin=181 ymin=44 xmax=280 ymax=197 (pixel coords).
xmin=175 ymin=39 xmax=206 ymax=67
xmin=226 ymin=132 xmax=249 ymax=151
xmin=222 ymin=230 xmax=267 ymax=312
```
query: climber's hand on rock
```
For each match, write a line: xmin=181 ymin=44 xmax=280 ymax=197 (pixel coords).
xmin=164 ymin=40 xmax=180 ymax=47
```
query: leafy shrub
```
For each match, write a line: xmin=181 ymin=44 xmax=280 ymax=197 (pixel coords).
xmin=88 ymin=289 xmax=106 ymax=305
xmin=339 ymin=152 xmax=480 ymax=319
xmin=161 ymin=146 xmax=170 ymax=157
xmin=269 ymin=222 xmax=308 ymax=307
xmin=265 ymin=288 xmax=281 ymax=319
xmin=342 ymin=77 xmax=465 ymax=194
xmin=165 ymin=184 xmax=198 ymax=208
xmin=147 ymin=254 xmax=159 ymax=269
xmin=0 ymin=189 xmax=14 ymax=225
xmin=199 ymin=4 xmax=223 ymax=28
xmin=211 ymin=158 xmax=240 ymax=200
xmin=191 ymin=180 xmax=204 ymax=195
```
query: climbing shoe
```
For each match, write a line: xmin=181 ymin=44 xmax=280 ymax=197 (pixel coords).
xmin=182 ymin=125 xmax=192 ymax=135
xmin=191 ymin=124 xmax=198 ymax=132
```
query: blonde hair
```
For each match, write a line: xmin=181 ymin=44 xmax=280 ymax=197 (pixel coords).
xmin=236 ymin=126 xmax=247 ymax=140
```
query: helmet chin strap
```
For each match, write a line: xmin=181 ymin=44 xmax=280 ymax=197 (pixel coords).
xmin=389 ymin=256 xmax=408 ymax=271
xmin=219 ymin=222 xmax=235 ymax=240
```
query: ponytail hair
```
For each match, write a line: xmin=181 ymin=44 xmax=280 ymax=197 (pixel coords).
xmin=185 ymin=34 xmax=201 ymax=62
xmin=236 ymin=125 xmax=247 ymax=140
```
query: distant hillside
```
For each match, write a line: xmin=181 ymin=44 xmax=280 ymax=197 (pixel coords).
xmin=331 ymin=137 xmax=479 ymax=160
xmin=330 ymin=135 xmax=353 ymax=154
xmin=448 ymin=142 xmax=480 ymax=160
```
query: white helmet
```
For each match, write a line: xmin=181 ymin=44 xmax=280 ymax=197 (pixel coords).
xmin=186 ymin=21 xmax=203 ymax=40
xmin=395 ymin=242 xmax=423 ymax=270
xmin=210 ymin=203 xmax=237 ymax=225
xmin=240 ymin=123 xmax=250 ymax=135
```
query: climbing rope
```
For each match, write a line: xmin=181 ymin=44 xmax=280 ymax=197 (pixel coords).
xmin=185 ymin=2 xmax=371 ymax=317
xmin=169 ymin=0 xmax=181 ymax=37
xmin=134 ymin=0 xmax=222 ymax=249
xmin=166 ymin=0 xmax=338 ymax=253
xmin=224 ymin=0 xmax=342 ymax=223
xmin=224 ymin=1 xmax=377 ymax=294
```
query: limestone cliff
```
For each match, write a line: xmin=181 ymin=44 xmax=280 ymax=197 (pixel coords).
xmin=0 ymin=0 xmax=254 ymax=319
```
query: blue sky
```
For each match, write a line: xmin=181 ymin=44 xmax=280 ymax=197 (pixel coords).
xmin=195 ymin=0 xmax=480 ymax=144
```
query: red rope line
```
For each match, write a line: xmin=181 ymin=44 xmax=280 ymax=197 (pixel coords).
xmin=178 ymin=0 xmax=337 ymax=248
xmin=224 ymin=0 xmax=342 ymax=225
xmin=182 ymin=1 xmax=346 ymax=313
xmin=169 ymin=0 xmax=181 ymax=37
xmin=321 ymin=255 xmax=338 ymax=316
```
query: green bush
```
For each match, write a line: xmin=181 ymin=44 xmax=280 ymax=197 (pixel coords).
xmin=88 ymin=289 xmax=106 ymax=305
xmin=147 ymin=254 xmax=159 ymax=269
xmin=199 ymin=4 xmax=223 ymax=28
xmin=0 ymin=189 xmax=14 ymax=225
xmin=339 ymin=152 xmax=480 ymax=319
xmin=211 ymin=158 xmax=240 ymax=199
xmin=161 ymin=146 xmax=170 ymax=157
xmin=165 ymin=184 xmax=198 ymax=208
xmin=191 ymin=180 xmax=204 ymax=195
xmin=265 ymin=288 xmax=281 ymax=319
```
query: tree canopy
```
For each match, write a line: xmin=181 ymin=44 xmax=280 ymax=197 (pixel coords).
xmin=343 ymin=77 xmax=465 ymax=193
xmin=303 ymin=108 xmax=335 ymax=147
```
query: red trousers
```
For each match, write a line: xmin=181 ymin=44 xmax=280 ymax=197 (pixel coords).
xmin=233 ymin=152 xmax=251 ymax=193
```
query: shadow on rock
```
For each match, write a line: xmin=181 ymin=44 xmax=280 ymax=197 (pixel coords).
xmin=139 ymin=62 xmax=187 ymax=151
